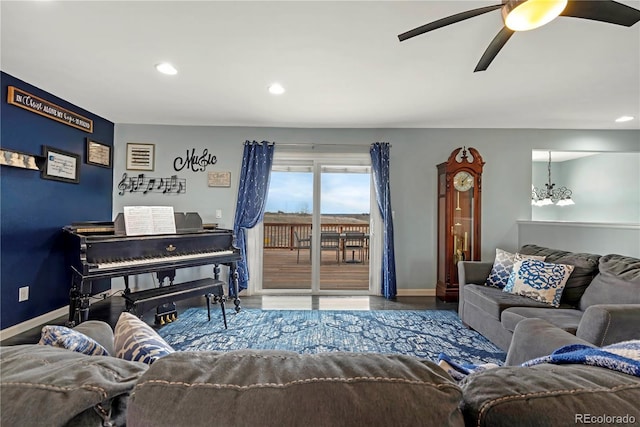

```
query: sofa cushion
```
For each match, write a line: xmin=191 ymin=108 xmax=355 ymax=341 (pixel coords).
xmin=579 ymin=254 xmax=640 ymax=310
xmin=38 ymin=325 xmax=110 ymax=356
xmin=114 ymin=312 xmax=174 ymax=365
xmin=73 ymin=320 xmax=116 ymax=356
xmin=460 ymin=364 xmax=640 ymax=427
xmin=0 ymin=344 xmax=148 ymax=427
xmin=503 ymin=259 xmax=574 ymax=307
xmin=501 ymin=307 xmax=583 ymax=334
xmin=484 ymin=248 xmax=545 ymax=289
xmin=127 ymin=350 xmax=465 ymax=427
xmin=519 ymin=244 xmax=600 ymax=306
xmin=463 ymin=284 xmax=555 ymax=320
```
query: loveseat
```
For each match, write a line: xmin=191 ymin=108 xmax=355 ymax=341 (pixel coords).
xmin=2 ymin=317 xmax=640 ymax=427
xmin=458 ymin=244 xmax=640 ymax=351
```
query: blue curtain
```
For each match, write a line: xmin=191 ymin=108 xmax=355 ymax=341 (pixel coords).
xmin=370 ymin=142 xmax=397 ymax=299
xmin=231 ymin=141 xmax=274 ymax=295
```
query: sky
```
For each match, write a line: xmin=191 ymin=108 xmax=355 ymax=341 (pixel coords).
xmin=265 ymin=172 xmax=370 ymax=214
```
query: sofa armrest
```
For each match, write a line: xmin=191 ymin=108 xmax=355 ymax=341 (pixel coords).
xmin=458 ymin=261 xmax=493 ymax=287
xmin=73 ymin=320 xmax=115 ymax=356
xmin=505 ymin=318 xmax=594 ymax=366
xmin=457 ymin=261 xmax=494 ymax=320
xmin=576 ymin=304 xmax=640 ymax=347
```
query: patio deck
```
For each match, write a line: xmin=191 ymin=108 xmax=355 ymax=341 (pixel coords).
xmin=262 ymin=248 xmax=369 ymax=291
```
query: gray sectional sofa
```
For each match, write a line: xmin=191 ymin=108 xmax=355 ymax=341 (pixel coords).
xmin=2 ymin=245 xmax=640 ymax=426
xmin=458 ymin=245 xmax=640 ymax=351
xmin=2 ymin=315 xmax=640 ymax=426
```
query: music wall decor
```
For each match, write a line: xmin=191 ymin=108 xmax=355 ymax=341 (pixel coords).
xmin=41 ymin=145 xmax=80 ymax=184
xmin=126 ymin=143 xmax=155 ymax=171
xmin=173 ymin=148 xmax=217 ymax=172
xmin=117 ymin=173 xmax=186 ymax=195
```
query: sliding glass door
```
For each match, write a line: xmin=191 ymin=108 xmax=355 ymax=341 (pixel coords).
xmin=259 ymin=150 xmax=374 ymax=294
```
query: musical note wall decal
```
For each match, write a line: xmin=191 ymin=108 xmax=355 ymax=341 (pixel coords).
xmin=117 ymin=173 xmax=187 ymax=195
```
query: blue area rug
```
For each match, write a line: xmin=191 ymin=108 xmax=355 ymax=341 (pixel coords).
xmin=158 ymin=308 xmax=506 ymax=365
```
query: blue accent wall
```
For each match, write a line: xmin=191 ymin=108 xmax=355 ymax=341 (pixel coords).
xmin=1 ymin=72 xmax=113 ymax=329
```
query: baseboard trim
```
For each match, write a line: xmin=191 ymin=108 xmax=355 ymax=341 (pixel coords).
xmin=0 ymin=306 xmax=69 ymax=341
xmin=396 ymin=289 xmax=436 ymax=297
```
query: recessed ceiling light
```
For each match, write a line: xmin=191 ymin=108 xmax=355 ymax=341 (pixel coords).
xmin=155 ymin=62 xmax=178 ymax=75
xmin=268 ymin=83 xmax=285 ymax=95
xmin=615 ymin=115 xmax=634 ymax=123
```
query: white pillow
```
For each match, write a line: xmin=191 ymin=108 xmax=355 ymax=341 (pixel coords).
xmin=503 ymin=259 xmax=574 ymax=307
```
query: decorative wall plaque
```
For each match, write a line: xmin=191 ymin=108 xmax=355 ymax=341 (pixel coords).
xmin=86 ymin=139 xmax=112 ymax=168
xmin=41 ymin=145 xmax=80 ymax=184
xmin=126 ymin=143 xmax=155 ymax=171
xmin=208 ymin=171 xmax=231 ymax=187
xmin=7 ymin=86 xmax=93 ymax=133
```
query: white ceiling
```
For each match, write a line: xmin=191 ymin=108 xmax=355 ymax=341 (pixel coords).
xmin=2 ymin=1 xmax=639 ymax=130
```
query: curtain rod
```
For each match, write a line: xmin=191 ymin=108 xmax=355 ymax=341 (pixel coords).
xmin=270 ymin=143 xmax=391 ymax=148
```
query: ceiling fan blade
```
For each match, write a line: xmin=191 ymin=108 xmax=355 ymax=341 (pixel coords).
xmin=560 ymin=0 xmax=640 ymax=26
xmin=474 ymin=27 xmax=515 ymax=72
xmin=398 ymin=4 xmax=502 ymax=41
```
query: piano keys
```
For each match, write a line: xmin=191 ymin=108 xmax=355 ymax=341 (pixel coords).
xmin=63 ymin=213 xmax=241 ymax=326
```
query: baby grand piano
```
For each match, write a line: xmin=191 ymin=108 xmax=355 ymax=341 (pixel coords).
xmin=63 ymin=212 xmax=241 ymax=326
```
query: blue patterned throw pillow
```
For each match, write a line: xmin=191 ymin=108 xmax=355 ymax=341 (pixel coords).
xmin=504 ymin=259 xmax=574 ymax=307
xmin=114 ymin=312 xmax=174 ymax=365
xmin=485 ymin=248 xmax=545 ymax=289
xmin=38 ymin=325 xmax=109 ymax=356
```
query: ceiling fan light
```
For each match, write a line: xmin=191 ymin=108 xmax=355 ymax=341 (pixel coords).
xmin=503 ymin=0 xmax=568 ymax=31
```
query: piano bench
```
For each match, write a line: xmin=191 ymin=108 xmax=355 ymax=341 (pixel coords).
xmin=124 ymin=278 xmax=227 ymax=329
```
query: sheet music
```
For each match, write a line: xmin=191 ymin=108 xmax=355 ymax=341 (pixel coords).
xmin=124 ymin=206 xmax=176 ymax=236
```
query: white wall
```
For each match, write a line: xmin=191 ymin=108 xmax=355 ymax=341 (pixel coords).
xmin=532 ymin=152 xmax=640 ymax=223
xmin=518 ymin=221 xmax=640 ymax=258
xmin=113 ymin=125 xmax=640 ymax=294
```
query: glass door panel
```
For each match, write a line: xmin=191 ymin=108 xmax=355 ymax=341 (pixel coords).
xmin=262 ymin=168 xmax=313 ymax=290
xmin=319 ymin=165 xmax=371 ymax=291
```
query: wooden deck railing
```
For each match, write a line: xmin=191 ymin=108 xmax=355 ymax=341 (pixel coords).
xmin=264 ymin=223 xmax=370 ymax=249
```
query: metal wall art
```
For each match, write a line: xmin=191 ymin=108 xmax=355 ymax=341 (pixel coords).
xmin=117 ymin=173 xmax=186 ymax=195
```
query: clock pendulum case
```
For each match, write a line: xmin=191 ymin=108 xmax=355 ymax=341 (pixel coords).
xmin=436 ymin=147 xmax=484 ymax=302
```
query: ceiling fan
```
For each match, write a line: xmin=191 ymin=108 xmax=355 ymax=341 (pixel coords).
xmin=398 ymin=0 xmax=640 ymax=72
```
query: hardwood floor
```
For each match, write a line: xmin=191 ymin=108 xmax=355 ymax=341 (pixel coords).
xmin=0 ymin=294 xmax=457 ymax=346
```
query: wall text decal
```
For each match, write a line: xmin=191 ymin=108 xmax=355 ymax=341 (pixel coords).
xmin=117 ymin=173 xmax=186 ymax=195
xmin=173 ymin=148 xmax=217 ymax=172
xmin=6 ymin=86 xmax=93 ymax=133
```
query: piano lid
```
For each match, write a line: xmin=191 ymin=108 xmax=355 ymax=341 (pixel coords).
xmin=66 ymin=212 xmax=215 ymax=236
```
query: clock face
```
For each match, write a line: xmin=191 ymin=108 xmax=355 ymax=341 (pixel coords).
xmin=453 ymin=171 xmax=473 ymax=192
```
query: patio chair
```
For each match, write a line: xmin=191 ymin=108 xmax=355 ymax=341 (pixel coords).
xmin=320 ymin=232 xmax=341 ymax=264
xmin=343 ymin=231 xmax=365 ymax=263
xmin=293 ymin=231 xmax=311 ymax=263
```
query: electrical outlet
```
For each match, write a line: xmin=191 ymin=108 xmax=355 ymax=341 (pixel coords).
xmin=215 ymin=209 xmax=222 ymax=219
xmin=18 ymin=286 xmax=29 ymax=302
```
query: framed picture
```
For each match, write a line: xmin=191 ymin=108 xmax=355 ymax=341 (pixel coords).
xmin=208 ymin=171 xmax=231 ymax=187
xmin=127 ymin=143 xmax=155 ymax=171
xmin=86 ymin=139 xmax=112 ymax=168
xmin=41 ymin=145 xmax=80 ymax=184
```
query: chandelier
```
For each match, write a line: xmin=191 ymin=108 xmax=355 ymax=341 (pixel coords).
xmin=531 ymin=151 xmax=575 ymax=207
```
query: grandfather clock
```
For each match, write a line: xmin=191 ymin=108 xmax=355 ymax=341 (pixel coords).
xmin=436 ymin=147 xmax=484 ymax=302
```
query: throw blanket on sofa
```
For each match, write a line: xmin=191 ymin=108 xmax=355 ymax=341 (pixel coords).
xmin=438 ymin=340 xmax=640 ymax=380
xmin=522 ymin=340 xmax=640 ymax=377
